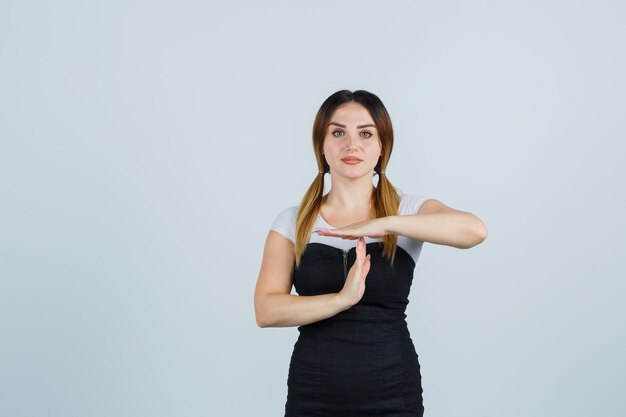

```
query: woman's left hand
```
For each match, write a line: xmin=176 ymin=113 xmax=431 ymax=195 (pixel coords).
xmin=315 ymin=217 xmax=390 ymax=240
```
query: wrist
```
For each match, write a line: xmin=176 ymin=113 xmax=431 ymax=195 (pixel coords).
xmin=383 ymin=215 xmax=398 ymax=235
xmin=334 ymin=292 xmax=352 ymax=311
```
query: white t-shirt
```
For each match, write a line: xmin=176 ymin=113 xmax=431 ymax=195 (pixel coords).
xmin=269 ymin=193 xmax=431 ymax=265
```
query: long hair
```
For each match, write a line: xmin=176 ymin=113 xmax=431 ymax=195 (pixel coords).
xmin=294 ymin=89 xmax=402 ymax=268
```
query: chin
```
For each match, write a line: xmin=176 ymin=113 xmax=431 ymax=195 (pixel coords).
xmin=338 ymin=170 xmax=373 ymax=179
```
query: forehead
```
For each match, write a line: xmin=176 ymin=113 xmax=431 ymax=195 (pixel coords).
xmin=329 ymin=102 xmax=374 ymax=126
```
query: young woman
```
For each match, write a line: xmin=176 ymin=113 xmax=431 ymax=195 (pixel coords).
xmin=254 ymin=89 xmax=488 ymax=417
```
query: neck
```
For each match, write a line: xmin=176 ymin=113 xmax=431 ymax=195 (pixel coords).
xmin=323 ymin=172 xmax=376 ymax=210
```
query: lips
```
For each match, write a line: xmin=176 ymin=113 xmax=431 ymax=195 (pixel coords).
xmin=341 ymin=157 xmax=363 ymax=162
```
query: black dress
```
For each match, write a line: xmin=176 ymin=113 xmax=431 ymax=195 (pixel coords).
xmin=284 ymin=241 xmax=424 ymax=417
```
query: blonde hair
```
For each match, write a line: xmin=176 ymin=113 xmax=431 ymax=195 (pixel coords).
xmin=294 ymin=90 xmax=402 ymax=268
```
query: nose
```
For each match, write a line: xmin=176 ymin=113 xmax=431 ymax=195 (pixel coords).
xmin=345 ymin=132 xmax=359 ymax=150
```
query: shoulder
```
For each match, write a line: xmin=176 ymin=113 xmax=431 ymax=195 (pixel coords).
xmin=399 ymin=192 xmax=468 ymax=215
xmin=398 ymin=192 xmax=434 ymax=215
xmin=273 ymin=205 xmax=298 ymax=221
xmin=269 ymin=205 xmax=299 ymax=243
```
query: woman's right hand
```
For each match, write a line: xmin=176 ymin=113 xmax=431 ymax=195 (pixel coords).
xmin=337 ymin=237 xmax=371 ymax=308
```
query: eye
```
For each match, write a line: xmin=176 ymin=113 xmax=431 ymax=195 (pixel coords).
xmin=361 ymin=131 xmax=373 ymax=138
xmin=332 ymin=131 xmax=344 ymax=137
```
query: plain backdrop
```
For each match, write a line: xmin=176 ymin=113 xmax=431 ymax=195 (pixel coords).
xmin=1 ymin=1 xmax=624 ymax=416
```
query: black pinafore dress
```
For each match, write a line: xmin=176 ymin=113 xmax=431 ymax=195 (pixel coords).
xmin=284 ymin=241 xmax=424 ymax=417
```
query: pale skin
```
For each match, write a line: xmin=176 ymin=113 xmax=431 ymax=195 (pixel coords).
xmin=254 ymin=102 xmax=488 ymax=328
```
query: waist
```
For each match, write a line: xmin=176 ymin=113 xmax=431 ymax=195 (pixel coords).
xmin=295 ymin=314 xmax=413 ymax=346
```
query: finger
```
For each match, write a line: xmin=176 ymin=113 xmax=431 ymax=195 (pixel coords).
xmin=354 ymin=238 xmax=362 ymax=263
xmin=358 ymin=237 xmax=367 ymax=261
xmin=363 ymin=254 xmax=371 ymax=276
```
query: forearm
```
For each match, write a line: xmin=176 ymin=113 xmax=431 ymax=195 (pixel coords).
xmin=384 ymin=213 xmax=487 ymax=249
xmin=256 ymin=292 xmax=350 ymax=328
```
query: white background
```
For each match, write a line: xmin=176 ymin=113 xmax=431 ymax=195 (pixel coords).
xmin=1 ymin=1 xmax=624 ymax=416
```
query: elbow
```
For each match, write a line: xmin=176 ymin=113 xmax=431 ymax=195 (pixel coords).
xmin=256 ymin=310 xmax=274 ymax=328
xmin=459 ymin=219 xmax=488 ymax=249
xmin=254 ymin=298 xmax=273 ymax=328
xmin=469 ymin=221 xmax=488 ymax=248
xmin=255 ymin=307 xmax=268 ymax=328
xmin=475 ymin=222 xmax=488 ymax=243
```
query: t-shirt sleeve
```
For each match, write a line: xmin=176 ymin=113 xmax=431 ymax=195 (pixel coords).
xmin=269 ymin=206 xmax=298 ymax=243
xmin=399 ymin=193 xmax=432 ymax=215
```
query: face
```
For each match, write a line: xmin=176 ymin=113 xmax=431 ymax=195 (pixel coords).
xmin=322 ymin=102 xmax=382 ymax=180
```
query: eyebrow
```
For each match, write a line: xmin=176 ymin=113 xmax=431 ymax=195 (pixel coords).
xmin=329 ymin=122 xmax=377 ymax=129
